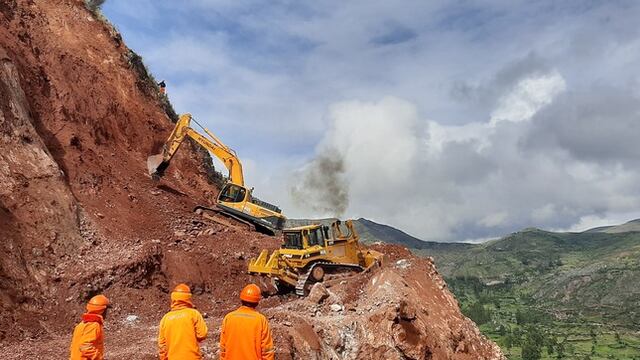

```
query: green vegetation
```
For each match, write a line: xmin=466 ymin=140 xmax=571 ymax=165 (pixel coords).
xmin=123 ymin=47 xmax=177 ymax=123
xmin=354 ymin=218 xmax=640 ymax=359
xmin=450 ymin=275 xmax=640 ymax=359
xmin=84 ymin=0 xmax=107 ymax=14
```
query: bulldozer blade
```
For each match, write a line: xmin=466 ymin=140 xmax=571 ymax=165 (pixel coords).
xmin=147 ymin=154 xmax=165 ymax=177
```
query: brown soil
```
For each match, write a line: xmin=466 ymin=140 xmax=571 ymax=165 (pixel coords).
xmin=0 ymin=1 xmax=504 ymax=359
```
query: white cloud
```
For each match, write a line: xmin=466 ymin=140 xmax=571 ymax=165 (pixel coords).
xmin=292 ymin=70 xmax=640 ymax=241
xmin=426 ymin=121 xmax=492 ymax=154
xmin=531 ymin=204 xmax=556 ymax=222
xmin=479 ymin=212 xmax=509 ymax=228
xmin=324 ymin=97 xmax=420 ymax=195
xmin=490 ymin=71 xmax=566 ymax=125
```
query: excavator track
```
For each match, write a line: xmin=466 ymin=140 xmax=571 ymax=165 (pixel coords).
xmin=295 ymin=262 xmax=364 ymax=296
xmin=194 ymin=205 xmax=255 ymax=231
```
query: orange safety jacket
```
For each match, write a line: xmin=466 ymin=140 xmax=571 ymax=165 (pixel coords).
xmin=69 ymin=313 xmax=105 ymax=360
xmin=158 ymin=296 xmax=208 ymax=360
xmin=220 ymin=306 xmax=275 ymax=360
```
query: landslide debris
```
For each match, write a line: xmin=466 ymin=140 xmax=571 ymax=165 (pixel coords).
xmin=265 ymin=245 xmax=504 ymax=359
xmin=0 ymin=1 xmax=504 ymax=359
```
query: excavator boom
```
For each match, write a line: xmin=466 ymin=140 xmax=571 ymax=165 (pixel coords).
xmin=148 ymin=113 xmax=285 ymax=234
xmin=148 ymin=113 xmax=244 ymax=185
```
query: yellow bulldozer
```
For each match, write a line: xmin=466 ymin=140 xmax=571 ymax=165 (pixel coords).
xmin=248 ymin=219 xmax=384 ymax=295
xmin=147 ymin=113 xmax=286 ymax=235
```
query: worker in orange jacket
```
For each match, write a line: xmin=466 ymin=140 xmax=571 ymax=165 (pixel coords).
xmin=220 ymin=284 xmax=275 ymax=360
xmin=158 ymin=283 xmax=208 ymax=360
xmin=69 ymin=294 xmax=110 ymax=360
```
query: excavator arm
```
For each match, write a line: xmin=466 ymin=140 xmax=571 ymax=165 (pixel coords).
xmin=147 ymin=113 xmax=244 ymax=185
xmin=147 ymin=112 xmax=286 ymax=235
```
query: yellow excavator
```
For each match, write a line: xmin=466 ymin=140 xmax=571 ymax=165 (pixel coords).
xmin=147 ymin=113 xmax=286 ymax=235
xmin=248 ymin=219 xmax=384 ymax=295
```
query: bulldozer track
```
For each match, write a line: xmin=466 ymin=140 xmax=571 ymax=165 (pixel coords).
xmin=295 ymin=262 xmax=364 ymax=296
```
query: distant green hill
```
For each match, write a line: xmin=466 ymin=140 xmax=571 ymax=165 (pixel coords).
xmin=417 ymin=228 xmax=640 ymax=325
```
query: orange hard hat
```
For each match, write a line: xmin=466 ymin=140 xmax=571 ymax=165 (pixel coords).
xmin=240 ymin=284 xmax=261 ymax=303
xmin=170 ymin=283 xmax=193 ymax=306
xmin=86 ymin=294 xmax=110 ymax=314
xmin=173 ymin=283 xmax=191 ymax=294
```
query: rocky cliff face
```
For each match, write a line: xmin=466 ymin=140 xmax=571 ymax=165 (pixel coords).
xmin=0 ymin=45 xmax=83 ymax=330
xmin=0 ymin=1 xmax=503 ymax=359
xmin=0 ymin=0 xmax=213 ymax=339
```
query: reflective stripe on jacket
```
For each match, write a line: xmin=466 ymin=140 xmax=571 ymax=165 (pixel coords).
xmin=69 ymin=314 xmax=104 ymax=360
xmin=220 ymin=306 xmax=274 ymax=360
xmin=158 ymin=298 xmax=208 ymax=360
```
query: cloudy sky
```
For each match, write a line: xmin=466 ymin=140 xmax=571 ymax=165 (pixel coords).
xmin=103 ymin=1 xmax=640 ymax=242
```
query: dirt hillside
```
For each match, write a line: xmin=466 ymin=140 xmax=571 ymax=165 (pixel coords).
xmin=0 ymin=1 xmax=504 ymax=359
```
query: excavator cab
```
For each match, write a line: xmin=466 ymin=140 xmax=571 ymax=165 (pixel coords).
xmin=214 ymin=182 xmax=285 ymax=235
xmin=217 ymin=183 xmax=246 ymax=203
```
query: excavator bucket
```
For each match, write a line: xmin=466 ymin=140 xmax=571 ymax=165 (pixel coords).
xmin=147 ymin=153 xmax=165 ymax=177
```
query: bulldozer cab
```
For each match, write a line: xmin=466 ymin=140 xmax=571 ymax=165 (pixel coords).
xmin=283 ymin=231 xmax=303 ymax=249
xmin=282 ymin=226 xmax=323 ymax=250
xmin=281 ymin=222 xmax=350 ymax=250
xmin=307 ymin=226 xmax=325 ymax=247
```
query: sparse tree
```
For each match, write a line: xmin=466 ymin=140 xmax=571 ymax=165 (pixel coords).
xmin=522 ymin=341 xmax=542 ymax=360
xmin=546 ymin=336 xmax=557 ymax=355
xmin=556 ymin=341 xmax=565 ymax=359
xmin=85 ymin=0 xmax=107 ymax=12
xmin=590 ymin=328 xmax=597 ymax=355
xmin=497 ymin=324 xmax=507 ymax=336
xmin=505 ymin=332 xmax=514 ymax=350
xmin=465 ymin=301 xmax=491 ymax=325
xmin=522 ymin=327 xmax=544 ymax=360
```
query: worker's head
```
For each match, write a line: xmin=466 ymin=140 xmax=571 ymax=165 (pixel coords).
xmin=171 ymin=283 xmax=193 ymax=308
xmin=86 ymin=294 xmax=110 ymax=317
xmin=240 ymin=283 xmax=262 ymax=307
